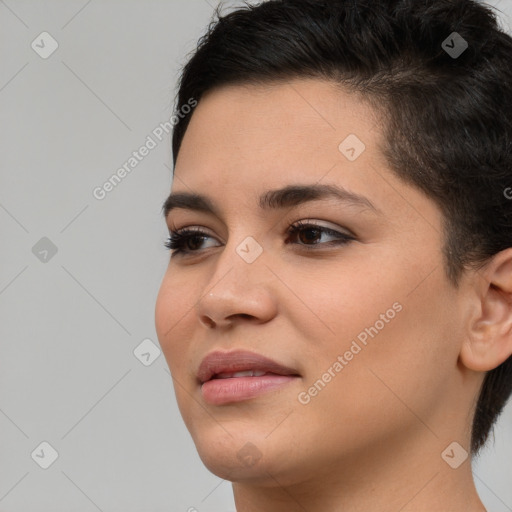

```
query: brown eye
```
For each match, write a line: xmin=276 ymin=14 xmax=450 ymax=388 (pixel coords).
xmin=164 ymin=228 xmax=218 ymax=255
xmin=287 ymin=221 xmax=355 ymax=249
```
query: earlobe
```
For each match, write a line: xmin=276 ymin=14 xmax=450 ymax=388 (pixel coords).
xmin=460 ymin=248 xmax=512 ymax=372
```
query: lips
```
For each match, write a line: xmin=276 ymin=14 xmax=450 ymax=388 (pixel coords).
xmin=197 ymin=349 xmax=301 ymax=405
xmin=197 ymin=349 xmax=300 ymax=384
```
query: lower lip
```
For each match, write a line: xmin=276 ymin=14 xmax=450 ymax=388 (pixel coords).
xmin=201 ymin=375 xmax=299 ymax=405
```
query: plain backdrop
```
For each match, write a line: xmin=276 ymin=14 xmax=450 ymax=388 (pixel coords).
xmin=0 ymin=1 xmax=511 ymax=511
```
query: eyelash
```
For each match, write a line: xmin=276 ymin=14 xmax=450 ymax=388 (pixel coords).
xmin=164 ymin=220 xmax=355 ymax=256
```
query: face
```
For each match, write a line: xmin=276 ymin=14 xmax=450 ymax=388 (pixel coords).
xmin=155 ymin=78 xmax=475 ymax=487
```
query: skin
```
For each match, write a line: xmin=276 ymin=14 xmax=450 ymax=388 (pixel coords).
xmin=155 ymin=78 xmax=512 ymax=511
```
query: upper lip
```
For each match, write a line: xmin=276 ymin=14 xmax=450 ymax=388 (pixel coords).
xmin=197 ymin=349 xmax=300 ymax=384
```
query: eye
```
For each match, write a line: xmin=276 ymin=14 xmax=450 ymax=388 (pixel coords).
xmin=164 ymin=227 xmax=219 ymax=255
xmin=164 ymin=221 xmax=355 ymax=256
xmin=285 ymin=220 xmax=355 ymax=250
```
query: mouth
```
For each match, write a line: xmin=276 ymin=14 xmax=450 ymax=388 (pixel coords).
xmin=197 ymin=349 xmax=301 ymax=405
xmin=212 ymin=370 xmax=281 ymax=378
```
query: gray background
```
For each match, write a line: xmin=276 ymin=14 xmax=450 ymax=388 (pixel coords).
xmin=0 ymin=1 xmax=511 ymax=511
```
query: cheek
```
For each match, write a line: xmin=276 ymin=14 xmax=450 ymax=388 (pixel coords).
xmin=155 ymin=273 xmax=195 ymax=372
xmin=291 ymin=261 xmax=455 ymax=416
xmin=290 ymin=305 xmax=449 ymax=457
xmin=281 ymin=260 xmax=402 ymax=368
xmin=155 ymin=276 xmax=201 ymax=428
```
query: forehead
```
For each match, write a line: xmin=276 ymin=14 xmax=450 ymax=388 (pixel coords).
xmin=181 ymin=78 xmax=381 ymax=150
xmin=174 ymin=79 xmax=382 ymax=188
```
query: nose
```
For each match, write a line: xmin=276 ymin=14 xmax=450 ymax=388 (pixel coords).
xmin=195 ymin=244 xmax=278 ymax=329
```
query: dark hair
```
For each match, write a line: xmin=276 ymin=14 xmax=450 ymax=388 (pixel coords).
xmin=170 ymin=0 xmax=512 ymax=454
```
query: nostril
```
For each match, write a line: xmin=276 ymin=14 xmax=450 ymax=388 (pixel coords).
xmin=201 ymin=316 xmax=216 ymax=328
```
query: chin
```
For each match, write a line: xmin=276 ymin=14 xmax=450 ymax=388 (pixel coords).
xmin=195 ymin=438 xmax=266 ymax=480
xmin=192 ymin=426 xmax=315 ymax=490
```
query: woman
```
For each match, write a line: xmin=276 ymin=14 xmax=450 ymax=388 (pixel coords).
xmin=155 ymin=0 xmax=512 ymax=510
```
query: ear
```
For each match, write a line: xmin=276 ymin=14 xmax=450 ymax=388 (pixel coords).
xmin=460 ymin=248 xmax=512 ymax=372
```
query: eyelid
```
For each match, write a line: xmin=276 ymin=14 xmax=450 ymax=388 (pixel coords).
xmin=290 ymin=218 xmax=357 ymax=237
xmin=168 ymin=224 xmax=220 ymax=241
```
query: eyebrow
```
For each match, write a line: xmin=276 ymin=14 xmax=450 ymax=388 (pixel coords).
xmin=162 ymin=183 xmax=381 ymax=220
